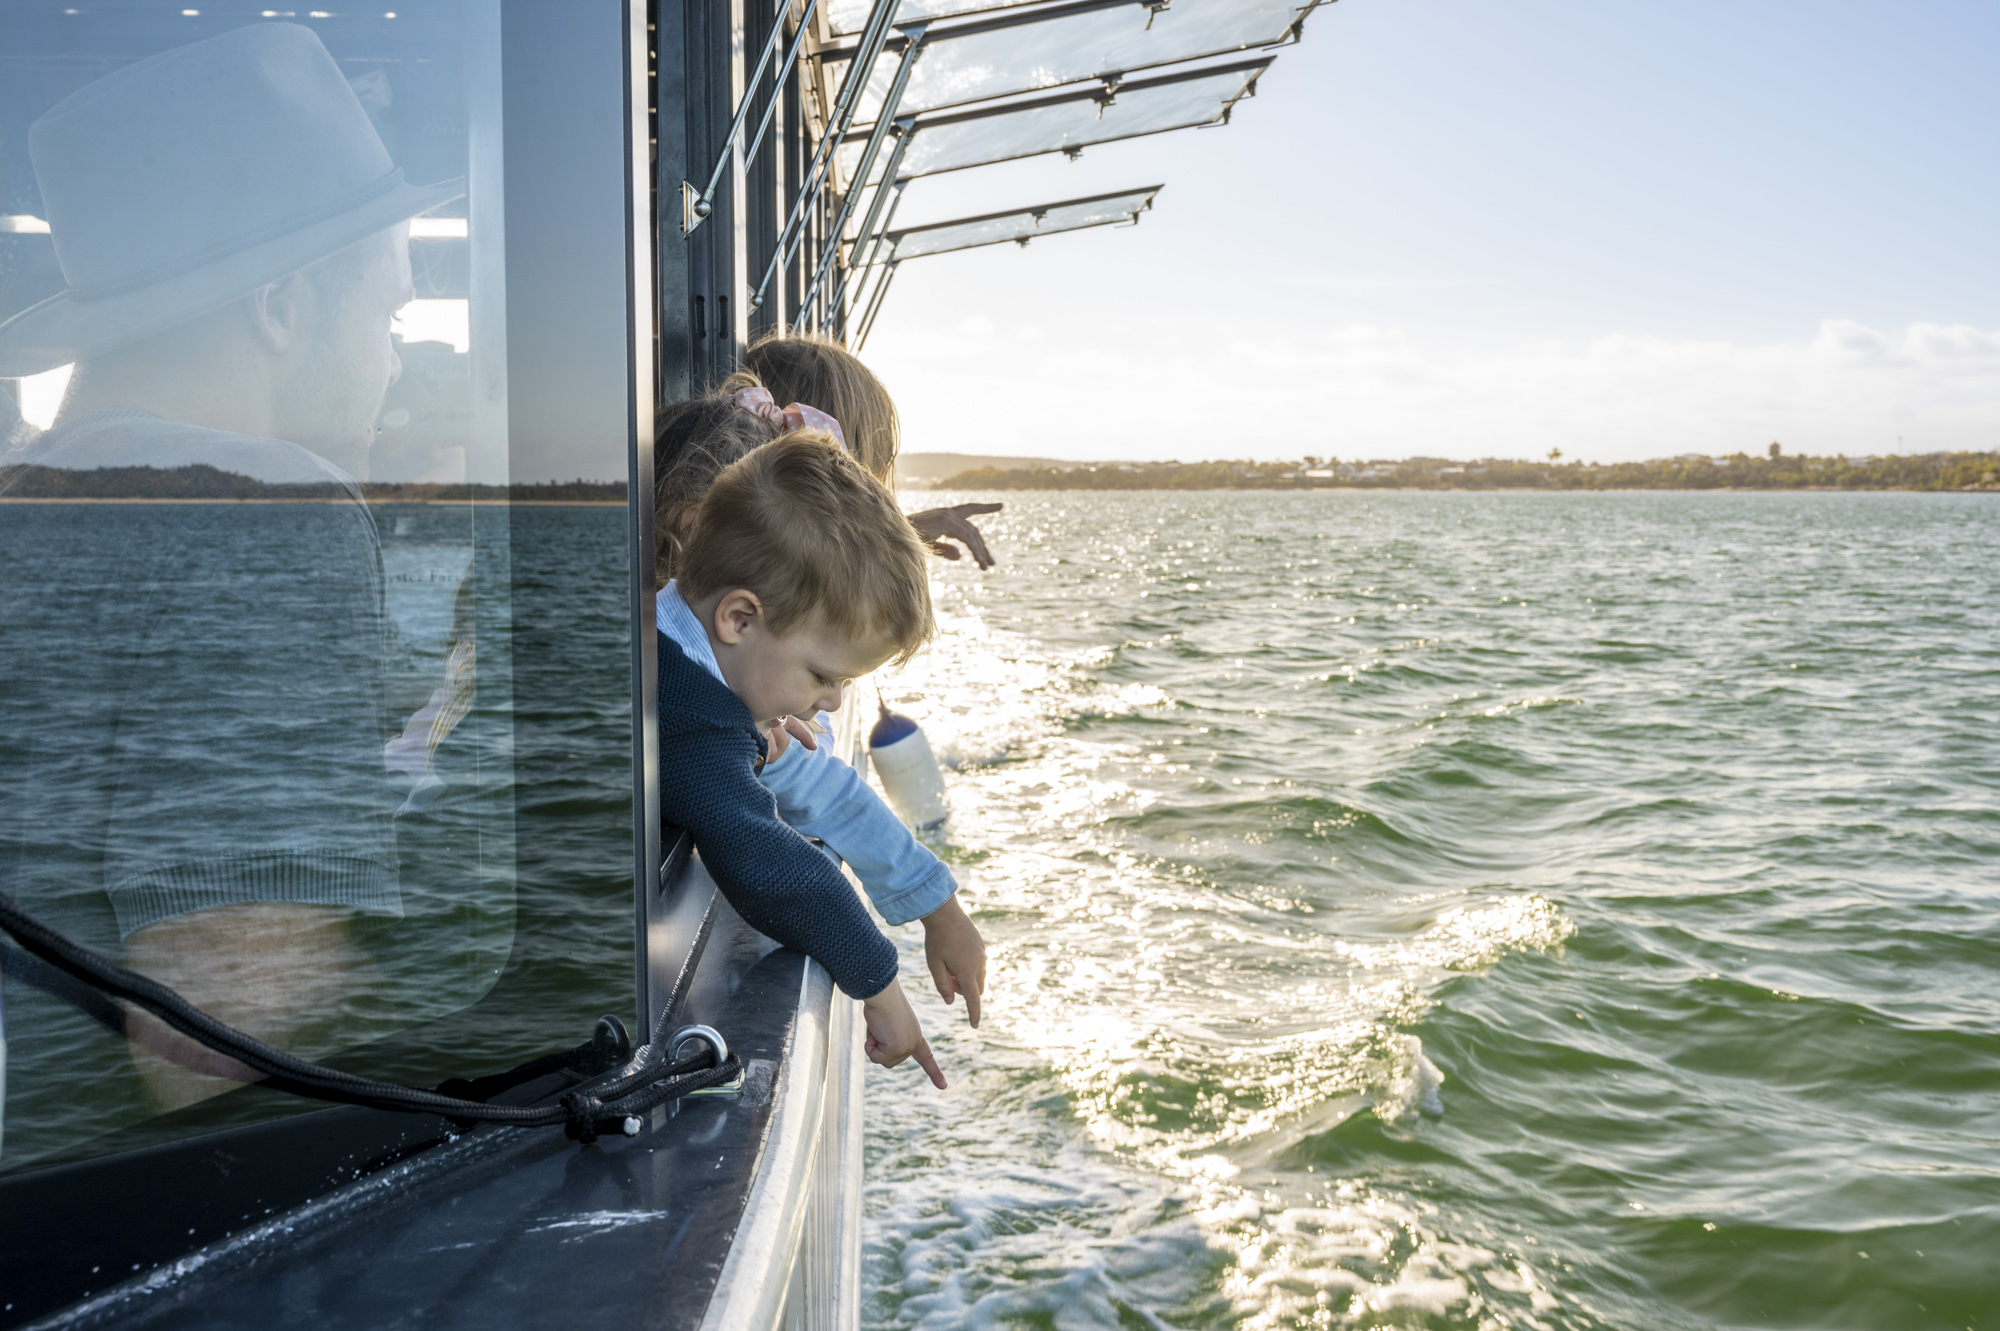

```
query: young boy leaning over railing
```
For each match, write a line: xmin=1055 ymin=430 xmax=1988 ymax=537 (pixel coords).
xmin=655 ymin=429 xmax=984 ymax=1085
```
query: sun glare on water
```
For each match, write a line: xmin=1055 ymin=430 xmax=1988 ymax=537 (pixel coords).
xmin=862 ymin=544 xmax=1580 ymax=1328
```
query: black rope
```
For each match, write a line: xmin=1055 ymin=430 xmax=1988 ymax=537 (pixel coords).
xmin=0 ymin=889 xmax=738 ymax=1144
xmin=433 ymin=1036 xmax=607 ymax=1105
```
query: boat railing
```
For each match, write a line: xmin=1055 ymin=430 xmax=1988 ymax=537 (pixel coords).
xmin=687 ymin=911 xmax=865 ymax=1331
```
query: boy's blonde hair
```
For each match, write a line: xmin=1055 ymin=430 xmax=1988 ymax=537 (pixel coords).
xmin=679 ymin=431 xmax=934 ymax=663
xmin=720 ymin=332 xmax=901 ymax=486
xmin=654 ymin=394 xmax=783 ymax=584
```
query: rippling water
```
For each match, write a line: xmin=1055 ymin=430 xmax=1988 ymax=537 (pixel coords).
xmin=861 ymin=491 xmax=2000 ymax=1330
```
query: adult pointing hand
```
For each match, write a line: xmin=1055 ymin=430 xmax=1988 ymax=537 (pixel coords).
xmin=907 ymin=502 xmax=1004 ymax=569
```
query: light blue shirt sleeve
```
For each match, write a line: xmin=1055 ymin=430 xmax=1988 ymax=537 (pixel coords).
xmin=759 ymin=734 xmax=957 ymax=926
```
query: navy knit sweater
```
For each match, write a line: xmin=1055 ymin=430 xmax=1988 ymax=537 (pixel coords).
xmin=656 ymin=630 xmax=898 ymax=999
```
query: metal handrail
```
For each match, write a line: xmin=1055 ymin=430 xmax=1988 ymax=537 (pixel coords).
xmin=693 ymin=961 xmax=838 ymax=1331
xmin=795 ymin=29 xmax=925 ymax=327
xmin=740 ymin=0 xmax=823 ymax=174
xmin=853 ymin=259 xmax=899 ymax=349
xmin=747 ymin=0 xmax=902 ymax=315
xmin=816 ymin=130 xmax=912 ymax=332
xmin=825 ymin=178 xmax=906 ymax=333
xmin=682 ymin=0 xmax=801 ymax=233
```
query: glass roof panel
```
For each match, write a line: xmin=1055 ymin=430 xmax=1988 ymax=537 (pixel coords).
xmin=852 ymin=0 xmax=1308 ymax=123
xmin=836 ymin=61 xmax=1266 ymax=186
xmin=888 ymin=185 xmax=1161 ymax=259
xmin=828 ymin=0 xmax=1036 ymax=38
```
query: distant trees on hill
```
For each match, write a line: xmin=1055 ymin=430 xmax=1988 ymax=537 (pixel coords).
xmin=1 ymin=463 xmax=304 ymax=499
xmin=0 ymin=464 xmax=628 ymax=503
xmin=935 ymin=451 xmax=2000 ymax=493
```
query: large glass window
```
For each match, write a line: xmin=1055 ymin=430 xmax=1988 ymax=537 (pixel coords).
xmin=0 ymin=2 xmax=638 ymax=1173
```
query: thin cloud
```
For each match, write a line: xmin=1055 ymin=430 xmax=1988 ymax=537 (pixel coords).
xmin=872 ymin=319 xmax=2000 ymax=462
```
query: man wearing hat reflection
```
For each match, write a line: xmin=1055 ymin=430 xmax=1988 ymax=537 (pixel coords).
xmin=0 ymin=22 xmax=463 ymax=1139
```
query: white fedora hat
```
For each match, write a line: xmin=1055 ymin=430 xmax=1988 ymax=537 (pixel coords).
xmin=0 ymin=22 xmax=464 ymax=377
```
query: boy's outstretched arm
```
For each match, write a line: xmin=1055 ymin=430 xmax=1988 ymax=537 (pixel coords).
xmin=920 ymin=894 xmax=986 ymax=1029
xmin=862 ymin=981 xmax=946 ymax=1088
xmin=659 ymin=718 xmax=898 ymax=1002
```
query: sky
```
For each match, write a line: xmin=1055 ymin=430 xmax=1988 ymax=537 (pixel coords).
xmin=862 ymin=0 xmax=2000 ymax=464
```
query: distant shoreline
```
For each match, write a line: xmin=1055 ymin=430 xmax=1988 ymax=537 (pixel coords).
xmin=0 ymin=463 xmax=630 ymax=504
xmin=8 ymin=453 xmax=1996 ymax=500
xmin=915 ymin=485 xmax=1996 ymax=495
xmin=930 ymin=450 xmax=2000 ymax=494
xmin=6 ymin=491 xmax=1991 ymax=506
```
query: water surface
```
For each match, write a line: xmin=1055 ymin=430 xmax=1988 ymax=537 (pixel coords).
xmin=861 ymin=490 xmax=1999 ymax=1330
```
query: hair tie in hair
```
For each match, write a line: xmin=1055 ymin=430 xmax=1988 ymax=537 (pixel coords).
xmin=733 ymin=386 xmax=848 ymax=453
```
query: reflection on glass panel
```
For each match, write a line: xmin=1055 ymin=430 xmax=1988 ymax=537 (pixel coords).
xmin=888 ymin=185 xmax=1160 ymax=259
xmin=0 ymin=6 xmax=544 ymax=1172
xmin=836 ymin=61 xmax=1267 ymax=187
xmin=827 ymin=0 xmax=1031 ymax=38
xmin=852 ymin=0 xmax=1307 ymax=124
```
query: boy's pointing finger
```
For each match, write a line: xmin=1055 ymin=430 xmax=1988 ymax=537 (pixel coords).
xmin=962 ymin=971 xmax=981 ymax=1029
xmin=912 ymin=1036 xmax=946 ymax=1090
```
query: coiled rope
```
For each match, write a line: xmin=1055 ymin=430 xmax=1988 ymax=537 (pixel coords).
xmin=0 ymin=888 xmax=738 ymax=1144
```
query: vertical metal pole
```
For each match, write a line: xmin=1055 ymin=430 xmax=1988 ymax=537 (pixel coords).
xmin=630 ymin=0 xmax=664 ymax=1044
xmin=725 ymin=0 xmax=750 ymax=352
xmin=656 ymin=0 xmax=694 ymax=402
xmin=646 ymin=0 xmax=739 ymax=1041
xmin=676 ymin=0 xmax=740 ymax=387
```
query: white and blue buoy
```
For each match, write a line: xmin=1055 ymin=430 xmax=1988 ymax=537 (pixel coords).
xmin=868 ymin=703 xmax=949 ymax=831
